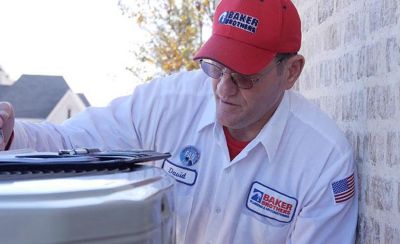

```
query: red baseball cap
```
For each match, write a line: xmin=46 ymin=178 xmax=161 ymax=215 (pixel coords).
xmin=194 ymin=0 xmax=301 ymax=75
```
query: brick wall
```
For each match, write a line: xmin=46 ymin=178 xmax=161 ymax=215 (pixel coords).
xmin=292 ymin=0 xmax=400 ymax=243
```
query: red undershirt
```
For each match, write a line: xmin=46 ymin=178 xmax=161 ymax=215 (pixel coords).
xmin=223 ymin=126 xmax=250 ymax=160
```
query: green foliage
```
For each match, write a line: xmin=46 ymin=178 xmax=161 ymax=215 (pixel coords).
xmin=119 ymin=0 xmax=214 ymax=80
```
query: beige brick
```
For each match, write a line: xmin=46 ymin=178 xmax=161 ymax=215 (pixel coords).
xmin=385 ymin=225 xmax=400 ymax=244
xmin=382 ymin=0 xmax=398 ymax=27
xmin=369 ymin=0 xmax=398 ymax=33
xmin=335 ymin=53 xmax=356 ymax=83
xmin=344 ymin=13 xmax=366 ymax=44
xmin=318 ymin=0 xmax=334 ymax=24
xmin=386 ymin=37 xmax=400 ymax=72
xmin=365 ymin=133 xmax=385 ymax=166
xmin=387 ymin=132 xmax=400 ymax=167
xmin=366 ymin=43 xmax=384 ymax=77
xmin=366 ymin=85 xmax=396 ymax=120
xmin=335 ymin=0 xmax=357 ymax=11
xmin=324 ymin=24 xmax=341 ymax=51
xmin=366 ymin=176 xmax=393 ymax=211
xmin=355 ymin=132 xmax=368 ymax=164
xmin=357 ymin=214 xmax=380 ymax=244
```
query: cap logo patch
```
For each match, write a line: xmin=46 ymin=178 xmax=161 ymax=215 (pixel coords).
xmin=218 ymin=11 xmax=259 ymax=33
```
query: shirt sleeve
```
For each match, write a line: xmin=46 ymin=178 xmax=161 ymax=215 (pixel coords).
xmin=9 ymin=70 xmax=207 ymax=152
xmin=289 ymin=151 xmax=358 ymax=244
xmin=10 ymin=93 xmax=142 ymax=152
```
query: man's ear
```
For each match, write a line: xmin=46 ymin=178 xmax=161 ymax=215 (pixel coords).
xmin=283 ymin=55 xmax=305 ymax=90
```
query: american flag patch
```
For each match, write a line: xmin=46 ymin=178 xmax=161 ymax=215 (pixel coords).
xmin=331 ymin=173 xmax=355 ymax=203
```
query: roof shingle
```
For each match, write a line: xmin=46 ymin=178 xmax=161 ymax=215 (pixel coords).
xmin=0 ymin=75 xmax=70 ymax=119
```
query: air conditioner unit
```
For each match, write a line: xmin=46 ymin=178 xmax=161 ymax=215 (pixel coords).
xmin=0 ymin=150 xmax=175 ymax=244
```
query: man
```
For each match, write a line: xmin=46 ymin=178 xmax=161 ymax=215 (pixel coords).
xmin=0 ymin=0 xmax=357 ymax=243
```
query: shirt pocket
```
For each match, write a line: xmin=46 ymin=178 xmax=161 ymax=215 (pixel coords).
xmin=233 ymin=211 xmax=292 ymax=244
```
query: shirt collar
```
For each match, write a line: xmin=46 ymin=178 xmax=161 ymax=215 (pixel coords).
xmin=257 ymin=91 xmax=290 ymax=162
xmin=196 ymin=88 xmax=290 ymax=162
xmin=197 ymin=92 xmax=216 ymax=132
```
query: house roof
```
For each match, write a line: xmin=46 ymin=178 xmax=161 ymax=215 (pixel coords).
xmin=77 ymin=93 xmax=91 ymax=107
xmin=0 ymin=75 xmax=70 ymax=119
xmin=0 ymin=84 xmax=11 ymax=97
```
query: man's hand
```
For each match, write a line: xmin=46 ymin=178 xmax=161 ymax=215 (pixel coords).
xmin=0 ymin=102 xmax=15 ymax=150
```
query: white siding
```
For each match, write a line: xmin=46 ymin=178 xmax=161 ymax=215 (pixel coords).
xmin=46 ymin=90 xmax=87 ymax=124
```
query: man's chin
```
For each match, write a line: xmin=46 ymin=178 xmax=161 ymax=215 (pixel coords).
xmin=217 ymin=115 xmax=243 ymax=129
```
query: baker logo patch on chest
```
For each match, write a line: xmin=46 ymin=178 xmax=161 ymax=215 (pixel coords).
xmin=246 ymin=182 xmax=298 ymax=223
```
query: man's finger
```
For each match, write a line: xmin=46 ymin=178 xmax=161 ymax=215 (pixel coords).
xmin=0 ymin=129 xmax=3 ymax=144
xmin=0 ymin=102 xmax=15 ymax=150
xmin=0 ymin=110 xmax=10 ymax=127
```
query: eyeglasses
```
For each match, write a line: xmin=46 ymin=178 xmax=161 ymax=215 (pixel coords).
xmin=200 ymin=58 xmax=284 ymax=89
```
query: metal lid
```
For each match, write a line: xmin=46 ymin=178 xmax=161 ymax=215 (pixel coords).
xmin=0 ymin=150 xmax=171 ymax=180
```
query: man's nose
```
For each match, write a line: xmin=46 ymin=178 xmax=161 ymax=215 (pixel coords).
xmin=216 ymin=71 xmax=239 ymax=98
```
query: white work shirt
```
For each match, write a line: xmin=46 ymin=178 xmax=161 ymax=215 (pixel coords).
xmin=11 ymin=70 xmax=357 ymax=243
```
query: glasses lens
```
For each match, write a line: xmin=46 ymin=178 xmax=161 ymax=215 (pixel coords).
xmin=230 ymin=73 xmax=253 ymax=89
xmin=200 ymin=61 xmax=222 ymax=79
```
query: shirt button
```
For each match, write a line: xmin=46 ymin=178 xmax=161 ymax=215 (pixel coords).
xmin=215 ymin=207 xmax=221 ymax=214
xmin=225 ymin=168 xmax=231 ymax=174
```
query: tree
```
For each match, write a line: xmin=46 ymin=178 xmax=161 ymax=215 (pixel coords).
xmin=118 ymin=0 xmax=214 ymax=81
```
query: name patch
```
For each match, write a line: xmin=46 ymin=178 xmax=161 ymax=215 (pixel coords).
xmin=246 ymin=182 xmax=297 ymax=223
xmin=218 ymin=11 xmax=259 ymax=33
xmin=162 ymin=160 xmax=197 ymax=186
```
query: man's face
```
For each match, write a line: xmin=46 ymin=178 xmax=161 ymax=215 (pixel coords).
xmin=212 ymin=59 xmax=289 ymax=135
